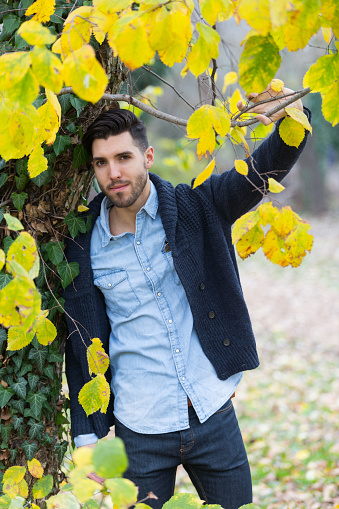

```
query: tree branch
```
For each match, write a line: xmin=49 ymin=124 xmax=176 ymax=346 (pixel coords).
xmin=142 ymin=65 xmax=195 ymax=110
xmin=57 ymin=86 xmax=311 ymax=129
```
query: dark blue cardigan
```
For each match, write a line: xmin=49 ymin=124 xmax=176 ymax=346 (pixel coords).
xmin=64 ymin=112 xmax=310 ymax=439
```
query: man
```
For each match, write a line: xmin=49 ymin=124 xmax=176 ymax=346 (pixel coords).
xmin=64 ymin=86 xmax=310 ymax=509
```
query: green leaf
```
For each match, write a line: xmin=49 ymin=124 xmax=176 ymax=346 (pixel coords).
xmin=0 ymin=272 xmax=11 ymax=290
xmin=239 ymin=34 xmax=281 ymax=93
xmin=70 ymin=95 xmax=87 ymax=116
xmin=55 ymin=440 xmax=68 ymax=464
xmin=31 ymin=166 xmax=54 ymax=188
xmin=58 ymin=93 xmax=72 ymax=114
xmin=26 ymin=391 xmax=47 ymax=419
xmin=1 ymin=423 xmax=13 ymax=445
xmin=0 ymin=494 xmax=11 ymax=508
xmin=73 ymin=145 xmax=89 ymax=169
xmin=0 ymin=328 xmax=7 ymax=348
xmin=11 ymin=399 xmax=25 ymax=414
xmin=3 ymin=237 xmax=13 ymax=255
xmin=0 ymin=173 xmax=8 ymax=189
xmin=43 ymin=364 xmax=54 ymax=379
xmin=15 ymin=33 xmax=29 ymax=50
xmin=21 ymin=441 xmax=38 ymax=461
xmin=18 ymin=423 xmax=26 ymax=438
xmin=28 ymin=373 xmax=40 ymax=391
xmin=83 ymin=501 xmax=100 ymax=509
xmin=10 ymin=192 xmax=28 ymax=212
xmin=15 ymin=174 xmax=29 ymax=192
xmin=0 ymin=386 xmax=14 ymax=408
xmin=66 ymin=122 xmax=77 ymax=134
xmin=13 ymin=416 xmax=24 ymax=430
xmin=163 ymin=493 xmax=202 ymax=509
xmin=4 ymin=213 xmax=23 ymax=231
xmin=53 ymin=135 xmax=72 ymax=157
xmin=47 ymin=351 xmax=63 ymax=363
xmin=11 ymin=377 xmax=28 ymax=399
xmin=46 ymin=492 xmax=80 ymax=509
xmin=64 ymin=211 xmax=87 ymax=238
xmin=42 ymin=432 xmax=54 ymax=446
xmin=28 ymin=346 xmax=48 ymax=372
xmin=12 ymin=355 xmax=23 ymax=372
xmin=16 ymin=363 xmax=32 ymax=378
xmin=32 ymin=475 xmax=53 ymax=499
xmin=57 ymin=260 xmax=80 ymax=289
xmin=105 ymin=478 xmax=138 ymax=508
xmin=28 ymin=419 xmax=44 ymax=440
xmin=3 ymin=14 xmax=20 ymax=35
xmin=46 ymin=241 xmax=64 ymax=265
xmin=92 ymin=438 xmax=128 ymax=479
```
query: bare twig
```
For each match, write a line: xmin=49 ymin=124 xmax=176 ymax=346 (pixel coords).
xmin=142 ymin=66 xmax=195 ymax=110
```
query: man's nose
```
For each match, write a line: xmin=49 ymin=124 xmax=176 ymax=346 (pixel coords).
xmin=107 ymin=162 xmax=122 ymax=179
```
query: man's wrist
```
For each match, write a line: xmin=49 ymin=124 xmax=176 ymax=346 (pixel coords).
xmin=74 ymin=433 xmax=98 ymax=448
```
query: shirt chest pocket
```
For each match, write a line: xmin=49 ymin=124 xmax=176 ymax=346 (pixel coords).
xmin=161 ymin=240 xmax=181 ymax=286
xmin=94 ymin=270 xmax=140 ymax=318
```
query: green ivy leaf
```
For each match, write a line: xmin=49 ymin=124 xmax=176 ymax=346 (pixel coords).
xmin=66 ymin=122 xmax=77 ymax=134
xmin=12 ymin=355 xmax=23 ymax=373
xmin=1 ymin=423 xmax=13 ymax=445
xmin=64 ymin=211 xmax=86 ymax=238
xmin=47 ymin=351 xmax=63 ymax=363
xmin=3 ymin=236 xmax=13 ymax=254
xmin=15 ymin=173 xmax=29 ymax=191
xmin=11 ymin=192 xmax=28 ymax=211
xmin=13 ymin=415 xmax=24 ymax=430
xmin=55 ymin=440 xmax=68 ymax=464
xmin=73 ymin=145 xmax=89 ymax=169
xmin=43 ymin=364 xmax=54 ymax=379
xmin=21 ymin=440 xmax=38 ymax=461
xmin=46 ymin=241 xmax=64 ymax=265
xmin=3 ymin=14 xmax=20 ymax=35
xmin=16 ymin=363 xmax=32 ymax=378
xmin=57 ymin=260 xmax=80 ymax=289
xmin=70 ymin=95 xmax=87 ymax=116
xmin=42 ymin=433 xmax=54 ymax=446
xmin=28 ymin=346 xmax=48 ymax=372
xmin=11 ymin=399 xmax=25 ymax=414
xmin=58 ymin=93 xmax=72 ymax=114
xmin=31 ymin=166 xmax=54 ymax=188
xmin=0 ymin=328 xmax=7 ymax=349
xmin=28 ymin=373 xmax=40 ymax=391
xmin=0 ymin=173 xmax=8 ymax=189
xmin=28 ymin=419 xmax=44 ymax=440
xmin=53 ymin=135 xmax=72 ymax=157
xmin=18 ymin=423 xmax=27 ymax=438
xmin=26 ymin=391 xmax=47 ymax=419
xmin=11 ymin=377 xmax=28 ymax=399
xmin=0 ymin=386 xmax=14 ymax=407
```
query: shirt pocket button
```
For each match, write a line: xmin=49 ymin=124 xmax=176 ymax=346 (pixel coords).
xmin=223 ymin=339 xmax=231 ymax=347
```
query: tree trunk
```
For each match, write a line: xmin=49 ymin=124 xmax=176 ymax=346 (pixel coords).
xmin=0 ymin=47 xmax=126 ymax=504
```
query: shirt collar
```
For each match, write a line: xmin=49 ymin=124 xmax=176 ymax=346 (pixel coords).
xmin=98 ymin=180 xmax=158 ymax=247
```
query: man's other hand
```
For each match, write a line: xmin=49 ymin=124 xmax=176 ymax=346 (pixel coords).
xmin=237 ymin=84 xmax=303 ymax=126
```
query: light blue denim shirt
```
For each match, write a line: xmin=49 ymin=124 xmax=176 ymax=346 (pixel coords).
xmin=74 ymin=182 xmax=242 ymax=447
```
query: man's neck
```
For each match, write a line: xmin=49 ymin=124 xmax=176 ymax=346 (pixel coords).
xmin=109 ymin=206 xmax=137 ymax=236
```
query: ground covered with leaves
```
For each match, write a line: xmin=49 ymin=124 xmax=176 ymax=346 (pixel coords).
xmin=176 ymin=213 xmax=339 ymax=509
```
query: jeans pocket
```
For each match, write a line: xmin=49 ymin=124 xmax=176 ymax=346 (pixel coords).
xmin=215 ymin=399 xmax=233 ymax=414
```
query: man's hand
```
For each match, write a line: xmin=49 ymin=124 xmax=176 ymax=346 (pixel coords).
xmin=237 ymin=83 xmax=303 ymax=126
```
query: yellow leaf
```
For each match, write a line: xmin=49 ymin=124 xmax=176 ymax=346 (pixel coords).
xmin=200 ymin=0 xmax=234 ymax=25
xmin=32 ymin=47 xmax=63 ymax=94
xmin=18 ymin=20 xmax=56 ymax=46
xmin=78 ymin=205 xmax=89 ymax=212
xmin=60 ymin=6 xmax=93 ymax=57
xmin=78 ymin=374 xmax=111 ymax=416
xmin=234 ymin=159 xmax=248 ymax=176
xmin=321 ymin=27 xmax=332 ymax=44
xmin=285 ymin=107 xmax=312 ymax=133
xmin=228 ymin=88 xmax=244 ymax=116
xmin=222 ymin=71 xmax=238 ymax=93
xmin=91 ymin=9 xmax=111 ymax=44
xmin=148 ymin=8 xmax=192 ymax=67
xmin=72 ymin=478 xmax=100 ymax=503
xmin=237 ymin=0 xmax=271 ymax=35
xmin=279 ymin=117 xmax=305 ymax=147
xmin=62 ymin=45 xmax=108 ymax=103
xmin=186 ymin=23 xmax=220 ymax=78
xmin=0 ymin=101 xmax=40 ymax=160
xmin=230 ymin=126 xmax=249 ymax=155
xmin=25 ymin=0 xmax=55 ymax=23
xmin=269 ymin=0 xmax=289 ymax=27
xmin=193 ymin=159 xmax=215 ymax=189
xmin=187 ymin=105 xmax=231 ymax=159
xmin=18 ymin=479 xmax=28 ymax=498
xmin=93 ymin=0 xmax=131 ymax=14
xmin=321 ymin=80 xmax=339 ymax=126
xmin=282 ymin=0 xmax=321 ymax=51
xmin=3 ymin=466 xmax=26 ymax=485
xmin=0 ymin=274 xmax=41 ymax=329
xmin=28 ymin=144 xmax=48 ymax=178
xmin=7 ymin=325 xmax=36 ymax=350
xmin=32 ymin=475 xmax=53 ymax=499
xmin=270 ymin=78 xmax=284 ymax=92
xmin=35 ymin=315 xmax=57 ymax=346
xmin=108 ymin=12 xmax=154 ymax=70
xmin=2 ymin=482 xmax=19 ymax=499
xmin=28 ymin=459 xmax=44 ymax=479
xmin=46 ymin=89 xmax=61 ymax=123
xmin=37 ymin=95 xmax=60 ymax=145
xmin=239 ymin=34 xmax=281 ymax=93
xmin=0 ymin=250 xmax=5 ymax=271
xmin=232 ymin=209 xmax=261 ymax=244
xmin=268 ymin=178 xmax=285 ymax=193
xmin=235 ymin=224 xmax=264 ymax=259
xmin=6 ymin=232 xmax=38 ymax=274
xmin=250 ymin=121 xmax=274 ymax=141
xmin=87 ymin=337 xmax=110 ymax=375
xmin=72 ymin=447 xmax=94 ymax=467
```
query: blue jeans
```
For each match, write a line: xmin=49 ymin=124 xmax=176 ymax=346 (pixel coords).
xmin=114 ymin=400 xmax=252 ymax=509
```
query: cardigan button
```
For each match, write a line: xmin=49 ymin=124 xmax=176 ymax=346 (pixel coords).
xmin=208 ymin=311 xmax=215 ymax=319
xmin=223 ymin=339 xmax=231 ymax=347
xmin=199 ymin=283 xmax=206 ymax=290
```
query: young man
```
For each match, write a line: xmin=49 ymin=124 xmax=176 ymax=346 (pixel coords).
xmin=64 ymin=86 xmax=310 ymax=509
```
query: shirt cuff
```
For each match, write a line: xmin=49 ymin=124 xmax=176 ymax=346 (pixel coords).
xmin=74 ymin=433 xmax=99 ymax=448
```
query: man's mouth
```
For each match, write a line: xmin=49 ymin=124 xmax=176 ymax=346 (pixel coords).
xmin=108 ymin=183 xmax=129 ymax=192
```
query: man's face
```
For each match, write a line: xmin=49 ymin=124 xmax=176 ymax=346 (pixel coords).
xmin=92 ymin=131 xmax=154 ymax=210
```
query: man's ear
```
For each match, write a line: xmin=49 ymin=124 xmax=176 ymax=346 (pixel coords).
xmin=145 ymin=146 xmax=155 ymax=169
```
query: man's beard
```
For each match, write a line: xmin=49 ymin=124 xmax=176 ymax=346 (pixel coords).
xmin=103 ymin=166 xmax=148 ymax=208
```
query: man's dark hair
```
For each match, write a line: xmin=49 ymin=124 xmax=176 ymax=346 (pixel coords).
xmin=82 ymin=108 xmax=149 ymax=156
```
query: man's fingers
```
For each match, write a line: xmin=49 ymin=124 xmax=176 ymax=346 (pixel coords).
xmin=256 ymin=114 xmax=273 ymax=126
xmin=87 ymin=472 xmax=105 ymax=484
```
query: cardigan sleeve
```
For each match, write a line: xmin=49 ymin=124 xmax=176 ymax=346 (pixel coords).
xmin=201 ymin=107 xmax=311 ymax=225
